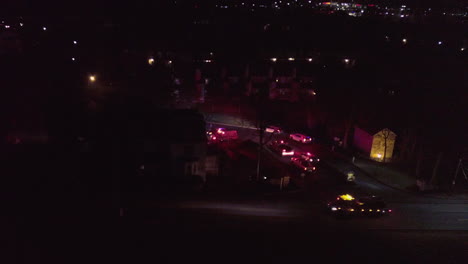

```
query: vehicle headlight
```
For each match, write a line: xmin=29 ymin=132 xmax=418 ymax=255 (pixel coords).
xmin=331 ymin=207 xmax=338 ymax=211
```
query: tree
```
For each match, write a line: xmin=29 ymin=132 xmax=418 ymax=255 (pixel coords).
xmin=381 ymin=128 xmax=391 ymax=162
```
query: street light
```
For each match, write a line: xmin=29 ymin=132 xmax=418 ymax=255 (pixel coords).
xmin=148 ymin=57 xmax=155 ymax=65
xmin=402 ymin=38 xmax=407 ymax=44
xmin=42 ymin=26 xmax=47 ymax=31
xmin=89 ymin=75 xmax=96 ymax=82
xmin=271 ymin=58 xmax=277 ymax=62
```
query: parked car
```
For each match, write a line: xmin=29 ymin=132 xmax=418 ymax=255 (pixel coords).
xmin=265 ymin=125 xmax=282 ymax=133
xmin=289 ymin=133 xmax=312 ymax=143
xmin=207 ymin=127 xmax=238 ymax=142
xmin=298 ymin=152 xmax=320 ymax=163
xmin=268 ymin=140 xmax=295 ymax=156
xmin=290 ymin=156 xmax=316 ymax=172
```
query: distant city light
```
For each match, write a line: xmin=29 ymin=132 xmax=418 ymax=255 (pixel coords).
xmin=19 ymin=23 xmax=23 ymax=27
xmin=438 ymin=41 xmax=442 ymax=45
xmin=168 ymin=60 xmax=173 ymax=64
xmin=89 ymin=75 xmax=96 ymax=82
xmin=288 ymin=57 xmax=295 ymax=61
xmin=344 ymin=59 xmax=350 ymax=64
xmin=73 ymin=40 xmax=77 ymax=44
xmin=43 ymin=26 xmax=47 ymax=31
xmin=461 ymin=48 xmax=465 ymax=51
xmin=4 ymin=25 xmax=10 ymax=29
xmin=204 ymin=59 xmax=212 ymax=63
xmin=148 ymin=57 xmax=155 ymax=65
xmin=72 ymin=57 xmax=75 ymax=61
xmin=402 ymin=38 xmax=407 ymax=44
xmin=271 ymin=58 xmax=277 ymax=62
xmin=307 ymin=58 xmax=313 ymax=62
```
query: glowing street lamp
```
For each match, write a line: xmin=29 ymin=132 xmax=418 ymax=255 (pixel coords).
xmin=89 ymin=75 xmax=96 ymax=82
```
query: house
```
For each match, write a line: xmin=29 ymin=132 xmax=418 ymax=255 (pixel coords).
xmin=353 ymin=125 xmax=397 ymax=162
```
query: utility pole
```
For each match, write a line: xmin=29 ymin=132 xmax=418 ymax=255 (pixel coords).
xmin=256 ymin=125 xmax=264 ymax=182
xmin=451 ymin=158 xmax=463 ymax=191
xmin=255 ymin=82 xmax=268 ymax=182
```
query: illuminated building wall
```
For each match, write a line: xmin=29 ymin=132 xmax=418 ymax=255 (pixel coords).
xmin=353 ymin=126 xmax=397 ymax=163
xmin=370 ymin=128 xmax=396 ymax=162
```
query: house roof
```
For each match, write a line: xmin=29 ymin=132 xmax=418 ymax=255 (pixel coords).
xmin=354 ymin=119 xmax=397 ymax=136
